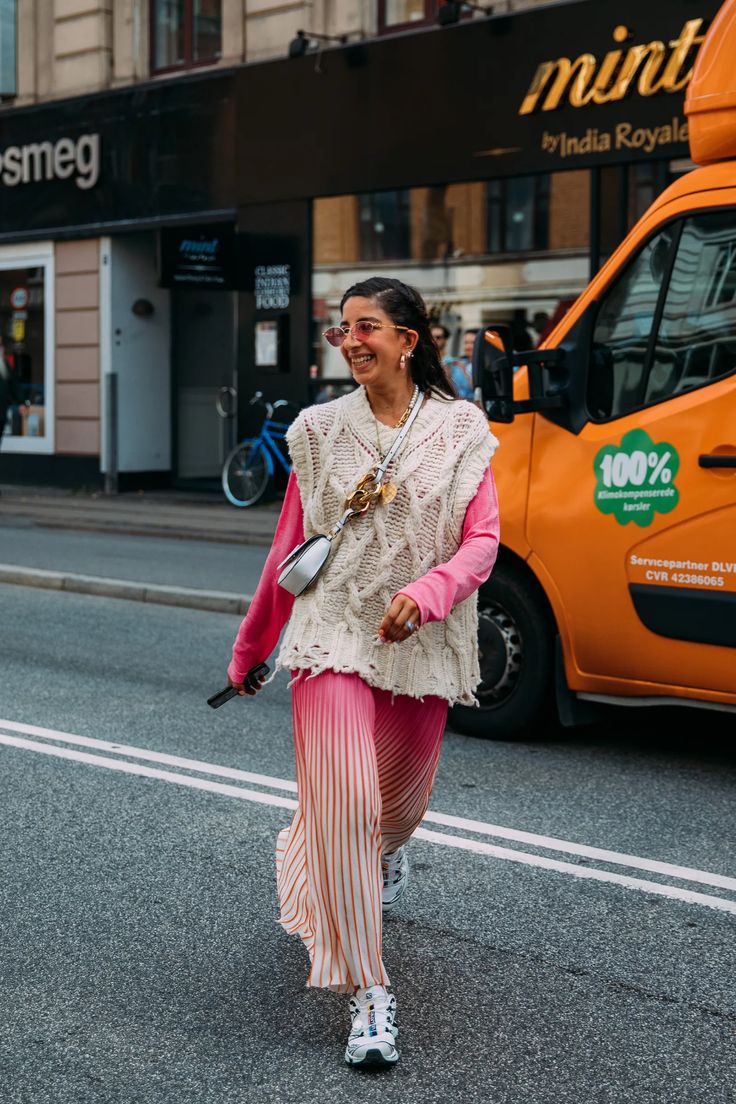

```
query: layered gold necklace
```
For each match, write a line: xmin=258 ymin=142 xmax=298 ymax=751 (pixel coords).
xmin=371 ymin=384 xmax=420 ymax=505
xmin=344 ymin=385 xmax=421 ymax=514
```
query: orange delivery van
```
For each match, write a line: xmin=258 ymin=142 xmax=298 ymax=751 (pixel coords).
xmin=451 ymin=0 xmax=736 ymax=741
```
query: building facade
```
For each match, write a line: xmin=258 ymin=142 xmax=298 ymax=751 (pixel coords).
xmin=0 ymin=0 xmax=719 ymax=488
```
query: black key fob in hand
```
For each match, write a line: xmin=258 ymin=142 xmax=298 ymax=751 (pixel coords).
xmin=207 ymin=662 xmax=270 ymax=708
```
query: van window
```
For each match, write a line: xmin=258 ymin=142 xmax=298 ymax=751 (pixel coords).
xmin=647 ymin=212 xmax=736 ymax=401
xmin=589 ymin=227 xmax=676 ymax=418
xmin=589 ymin=210 xmax=736 ymax=419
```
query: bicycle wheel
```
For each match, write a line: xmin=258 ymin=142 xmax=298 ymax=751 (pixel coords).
xmin=222 ymin=440 xmax=271 ymax=507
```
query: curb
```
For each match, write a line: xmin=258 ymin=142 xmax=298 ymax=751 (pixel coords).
xmin=0 ymin=564 xmax=253 ymax=615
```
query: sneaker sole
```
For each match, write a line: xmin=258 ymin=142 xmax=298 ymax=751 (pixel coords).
xmin=345 ymin=1041 xmax=400 ymax=1066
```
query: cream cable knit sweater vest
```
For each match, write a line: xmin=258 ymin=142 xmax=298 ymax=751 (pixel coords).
xmin=277 ymin=386 xmax=498 ymax=705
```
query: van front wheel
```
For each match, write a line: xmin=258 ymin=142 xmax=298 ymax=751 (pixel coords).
xmin=448 ymin=562 xmax=556 ymax=740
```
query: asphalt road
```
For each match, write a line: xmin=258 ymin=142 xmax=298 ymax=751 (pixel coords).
xmin=1 ymin=584 xmax=734 ymax=1104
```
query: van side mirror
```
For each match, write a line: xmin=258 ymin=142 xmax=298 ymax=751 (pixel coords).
xmin=473 ymin=322 xmax=571 ymax=423
xmin=472 ymin=325 xmax=515 ymax=423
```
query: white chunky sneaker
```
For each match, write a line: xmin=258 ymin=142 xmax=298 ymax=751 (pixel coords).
xmin=344 ymin=985 xmax=399 ymax=1066
xmin=381 ymin=846 xmax=409 ymax=913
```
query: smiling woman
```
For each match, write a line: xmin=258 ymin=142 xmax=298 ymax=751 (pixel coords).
xmin=225 ymin=275 xmax=500 ymax=1068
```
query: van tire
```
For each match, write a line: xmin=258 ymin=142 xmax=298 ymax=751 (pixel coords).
xmin=448 ymin=561 xmax=556 ymax=741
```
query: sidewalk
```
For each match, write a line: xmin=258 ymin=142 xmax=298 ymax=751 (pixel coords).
xmin=0 ymin=482 xmax=282 ymax=615
xmin=0 ymin=483 xmax=281 ymax=545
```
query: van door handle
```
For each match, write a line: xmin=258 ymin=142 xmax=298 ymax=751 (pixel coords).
xmin=698 ymin=453 xmax=736 ymax=468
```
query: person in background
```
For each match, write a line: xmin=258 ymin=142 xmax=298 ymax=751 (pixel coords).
xmin=314 ymin=382 xmax=337 ymax=404
xmin=226 ymin=277 xmax=499 ymax=1068
xmin=447 ymin=328 xmax=477 ymax=399
xmin=430 ymin=322 xmax=451 ymax=360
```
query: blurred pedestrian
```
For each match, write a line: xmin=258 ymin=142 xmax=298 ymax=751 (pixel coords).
xmin=314 ymin=382 xmax=336 ymax=403
xmin=448 ymin=328 xmax=477 ymax=399
xmin=226 ymin=276 xmax=499 ymax=1068
xmin=430 ymin=322 xmax=450 ymax=358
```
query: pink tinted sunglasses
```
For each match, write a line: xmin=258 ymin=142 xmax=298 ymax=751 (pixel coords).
xmin=322 ymin=321 xmax=412 ymax=347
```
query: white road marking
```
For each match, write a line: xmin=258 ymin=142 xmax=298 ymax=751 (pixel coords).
xmin=0 ymin=717 xmax=298 ymax=793
xmin=1 ymin=721 xmax=735 ymax=916
xmin=2 ymin=717 xmax=734 ymax=894
xmin=0 ymin=731 xmax=298 ymax=810
xmin=413 ymin=827 xmax=736 ymax=915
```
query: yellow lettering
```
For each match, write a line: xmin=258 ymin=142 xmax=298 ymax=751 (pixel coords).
xmin=661 ymin=19 xmax=706 ymax=92
xmin=637 ymin=42 xmax=668 ymax=95
xmin=518 ymin=18 xmax=708 ymax=115
xmin=615 ymin=122 xmax=633 ymax=149
xmin=589 ymin=49 xmax=624 ymax=105
xmin=519 ymin=54 xmax=596 ymax=115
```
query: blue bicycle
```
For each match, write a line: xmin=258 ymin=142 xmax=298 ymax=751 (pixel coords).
xmin=221 ymin=391 xmax=299 ymax=507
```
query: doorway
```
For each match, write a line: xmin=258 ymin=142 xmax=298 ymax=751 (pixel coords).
xmin=172 ymin=288 xmax=237 ymax=488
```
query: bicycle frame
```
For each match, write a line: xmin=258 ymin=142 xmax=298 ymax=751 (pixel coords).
xmin=250 ymin=419 xmax=292 ymax=477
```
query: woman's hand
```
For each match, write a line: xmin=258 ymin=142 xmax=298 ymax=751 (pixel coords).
xmin=228 ymin=675 xmax=265 ymax=697
xmin=378 ymin=594 xmax=420 ymax=644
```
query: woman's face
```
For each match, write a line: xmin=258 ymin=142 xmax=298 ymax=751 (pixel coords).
xmin=340 ymin=296 xmax=416 ymax=389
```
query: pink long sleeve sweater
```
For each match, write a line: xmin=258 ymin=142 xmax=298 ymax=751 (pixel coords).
xmin=228 ymin=465 xmax=500 ymax=684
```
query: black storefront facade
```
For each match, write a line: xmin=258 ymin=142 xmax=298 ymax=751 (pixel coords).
xmin=0 ymin=0 xmax=720 ymax=488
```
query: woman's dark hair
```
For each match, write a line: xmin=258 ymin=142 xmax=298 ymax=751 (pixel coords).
xmin=339 ymin=277 xmax=457 ymax=399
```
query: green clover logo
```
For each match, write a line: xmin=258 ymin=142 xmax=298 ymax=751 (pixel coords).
xmin=593 ymin=428 xmax=680 ymax=527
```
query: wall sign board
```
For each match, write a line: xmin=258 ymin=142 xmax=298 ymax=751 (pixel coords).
xmin=159 ymin=224 xmax=237 ymax=289
xmin=0 ymin=0 xmax=722 ymax=240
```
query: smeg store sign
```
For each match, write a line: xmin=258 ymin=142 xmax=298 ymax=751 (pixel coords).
xmin=0 ymin=133 xmax=100 ymax=191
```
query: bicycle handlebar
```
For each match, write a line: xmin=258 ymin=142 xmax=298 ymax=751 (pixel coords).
xmin=249 ymin=390 xmax=274 ymax=418
xmin=248 ymin=391 xmax=302 ymax=420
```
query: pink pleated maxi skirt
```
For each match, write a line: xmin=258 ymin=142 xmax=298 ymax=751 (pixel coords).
xmin=275 ymin=669 xmax=449 ymax=992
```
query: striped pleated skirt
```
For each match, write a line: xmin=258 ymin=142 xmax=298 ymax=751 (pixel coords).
xmin=275 ymin=669 xmax=448 ymax=992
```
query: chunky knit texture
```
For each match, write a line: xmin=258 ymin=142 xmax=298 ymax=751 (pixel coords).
xmin=277 ymin=387 xmax=498 ymax=705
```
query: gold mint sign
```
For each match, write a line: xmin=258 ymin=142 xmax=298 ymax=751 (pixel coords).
xmin=519 ymin=19 xmax=705 ymax=116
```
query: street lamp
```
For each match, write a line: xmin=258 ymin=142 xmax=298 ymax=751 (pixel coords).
xmin=288 ymin=29 xmax=348 ymax=58
xmin=437 ymin=0 xmax=493 ymax=26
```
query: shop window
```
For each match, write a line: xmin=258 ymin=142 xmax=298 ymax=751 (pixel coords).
xmin=486 ymin=175 xmax=550 ymax=254
xmin=378 ymin=0 xmax=439 ymax=32
xmin=628 ymin=162 xmax=671 ymax=230
xmin=358 ymin=190 xmax=411 ymax=262
xmin=151 ymin=0 xmax=221 ymax=73
xmin=0 ymin=0 xmax=16 ymax=98
xmin=0 ymin=245 xmax=53 ymax=453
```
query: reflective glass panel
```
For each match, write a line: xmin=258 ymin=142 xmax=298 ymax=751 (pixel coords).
xmin=194 ymin=0 xmax=221 ymax=60
xmin=0 ymin=266 xmax=46 ymax=440
xmin=154 ymin=0 xmax=185 ymax=69
xmin=383 ymin=0 xmax=428 ymax=25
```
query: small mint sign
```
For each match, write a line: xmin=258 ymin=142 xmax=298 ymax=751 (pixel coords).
xmin=593 ymin=429 xmax=680 ymax=527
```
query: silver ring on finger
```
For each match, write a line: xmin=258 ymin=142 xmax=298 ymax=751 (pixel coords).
xmin=404 ymin=619 xmax=416 ymax=632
